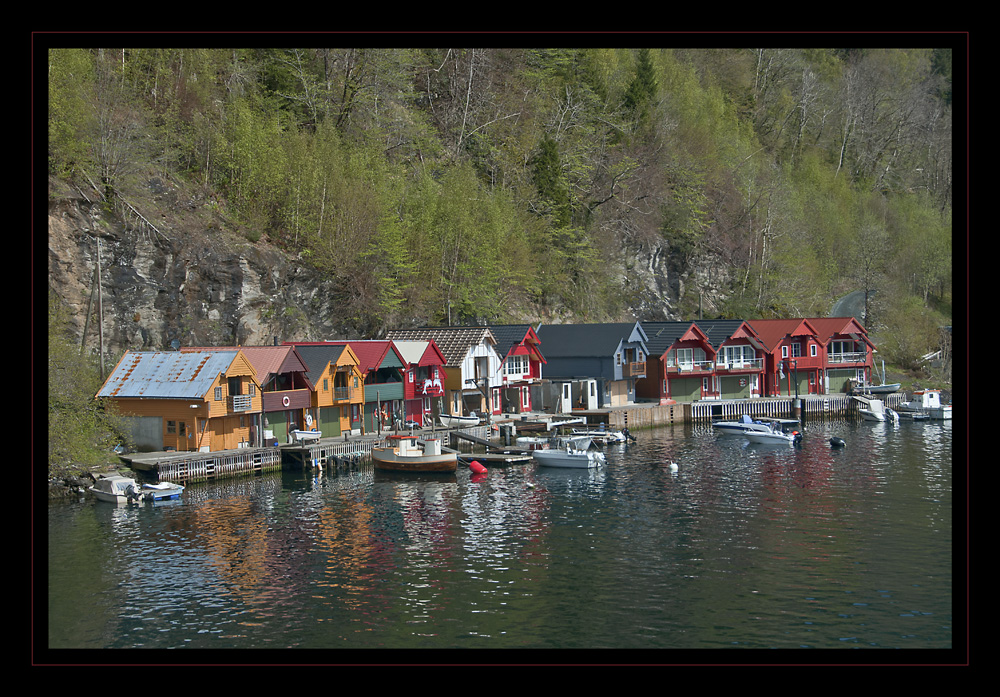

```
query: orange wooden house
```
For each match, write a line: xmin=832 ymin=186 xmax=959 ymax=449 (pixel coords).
xmin=291 ymin=342 xmax=366 ymax=435
xmin=95 ymin=349 xmax=263 ymax=453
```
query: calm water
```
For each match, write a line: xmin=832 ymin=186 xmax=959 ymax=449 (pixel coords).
xmin=44 ymin=418 xmax=957 ymax=659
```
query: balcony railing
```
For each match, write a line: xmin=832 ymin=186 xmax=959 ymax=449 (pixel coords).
xmin=715 ymin=358 xmax=763 ymax=372
xmin=827 ymin=351 xmax=868 ymax=364
xmin=666 ymin=360 xmax=714 ymax=374
xmin=229 ymin=394 xmax=253 ymax=413
xmin=333 ymin=385 xmax=355 ymax=402
xmin=622 ymin=361 xmax=646 ymax=378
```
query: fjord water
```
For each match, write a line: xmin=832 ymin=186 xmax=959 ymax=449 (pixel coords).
xmin=46 ymin=419 xmax=955 ymax=653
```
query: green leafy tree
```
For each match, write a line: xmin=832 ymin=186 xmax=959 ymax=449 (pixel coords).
xmin=48 ymin=290 xmax=131 ymax=475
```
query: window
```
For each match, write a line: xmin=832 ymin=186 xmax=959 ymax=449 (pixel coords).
xmin=409 ymin=370 xmax=414 ymax=383
xmin=781 ymin=345 xmax=789 ymax=359
xmin=323 ymin=378 xmax=329 ymax=392
xmin=167 ymin=420 xmax=176 ymax=434
xmin=810 ymin=344 xmax=818 ymax=357
xmin=675 ymin=348 xmax=693 ymax=370
xmin=791 ymin=342 xmax=803 ymax=357
xmin=215 ymin=386 xmax=222 ymax=401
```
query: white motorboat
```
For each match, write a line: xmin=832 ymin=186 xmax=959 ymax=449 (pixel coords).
xmin=854 ymin=395 xmax=900 ymax=424
xmin=89 ymin=475 xmax=185 ymax=503
xmin=438 ymin=411 xmax=481 ymax=428
xmin=89 ymin=475 xmax=139 ymax=503
xmin=572 ymin=427 xmax=633 ymax=444
xmin=742 ymin=421 xmax=802 ymax=445
xmin=897 ymin=389 xmax=952 ymax=420
xmin=714 ymin=415 xmax=799 ymax=435
xmin=139 ymin=481 xmax=185 ymax=501
xmin=532 ymin=437 xmax=606 ymax=468
xmin=371 ymin=435 xmax=458 ymax=473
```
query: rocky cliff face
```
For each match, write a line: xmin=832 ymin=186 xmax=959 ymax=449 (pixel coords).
xmin=47 ymin=174 xmax=729 ymax=359
xmin=47 ymin=176 xmax=354 ymax=358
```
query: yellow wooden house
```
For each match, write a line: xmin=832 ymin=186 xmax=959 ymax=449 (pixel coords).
xmin=288 ymin=343 xmax=366 ymax=435
xmin=95 ymin=349 xmax=263 ymax=452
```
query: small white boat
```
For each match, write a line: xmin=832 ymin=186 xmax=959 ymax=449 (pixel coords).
xmin=532 ymin=437 xmax=606 ymax=468
xmin=742 ymin=422 xmax=802 ymax=445
xmin=714 ymin=415 xmax=799 ymax=435
xmin=572 ymin=427 xmax=632 ymax=444
xmin=290 ymin=429 xmax=322 ymax=443
xmin=897 ymin=389 xmax=952 ymax=420
xmin=372 ymin=435 xmax=458 ymax=473
xmin=89 ymin=475 xmax=185 ymax=503
xmin=139 ymin=481 xmax=185 ymax=501
xmin=438 ymin=411 xmax=481 ymax=428
xmin=89 ymin=475 xmax=139 ymax=503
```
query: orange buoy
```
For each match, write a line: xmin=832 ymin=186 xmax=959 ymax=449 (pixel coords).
xmin=469 ymin=460 xmax=487 ymax=474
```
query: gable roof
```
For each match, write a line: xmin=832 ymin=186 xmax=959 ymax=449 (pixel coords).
xmin=805 ymin=317 xmax=874 ymax=347
xmin=488 ymin=324 xmax=546 ymax=363
xmin=385 ymin=327 xmax=496 ymax=366
xmin=96 ymin=350 xmax=245 ymax=400
xmin=747 ymin=318 xmax=820 ymax=352
xmin=182 ymin=345 xmax=311 ymax=388
xmin=291 ymin=340 xmax=404 ymax=373
xmin=535 ymin=322 xmax=647 ymax=358
xmin=640 ymin=321 xmax=704 ymax=357
xmin=291 ymin=343 xmax=356 ymax=385
xmin=392 ymin=340 xmax=448 ymax=368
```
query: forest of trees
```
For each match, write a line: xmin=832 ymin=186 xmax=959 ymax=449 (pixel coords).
xmin=47 ymin=46 xmax=954 ymax=358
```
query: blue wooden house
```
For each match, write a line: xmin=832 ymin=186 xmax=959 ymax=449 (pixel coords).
xmin=535 ymin=322 xmax=648 ymax=408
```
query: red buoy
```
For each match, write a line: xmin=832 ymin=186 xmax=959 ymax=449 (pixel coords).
xmin=469 ymin=460 xmax=487 ymax=474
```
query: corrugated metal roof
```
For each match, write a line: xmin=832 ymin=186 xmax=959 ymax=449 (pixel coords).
xmin=96 ymin=350 xmax=240 ymax=400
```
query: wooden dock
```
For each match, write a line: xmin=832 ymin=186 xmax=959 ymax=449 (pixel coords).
xmin=121 ymin=446 xmax=283 ymax=483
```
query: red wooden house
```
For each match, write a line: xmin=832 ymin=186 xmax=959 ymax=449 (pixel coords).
xmin=746 ymin=319 xmax=823 ymax=397
xmin=749 ymin=317 xmax=874 ymax=396
xmin=807 ymin=316 xmax=876 ymax=393
xmin=487 ymin=324 xmax=546 ymax=414
xmin=391 ymin=339 xmax=449 ymax=426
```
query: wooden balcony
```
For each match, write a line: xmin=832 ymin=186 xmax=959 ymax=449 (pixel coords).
xmin=332 ymin=385 xmax=357 ymax=402
xmin=715 ymin=358 xmax=763 ymax=373
xmin=665 ymin=360 xmax=714 ymax=375
xmin=622 ymin=361 xmax=646 ymax=378
xmin=228 ymin=394 xmax=254 ymax=413
xmin=827 ymin=351 xmax=869 ymax=365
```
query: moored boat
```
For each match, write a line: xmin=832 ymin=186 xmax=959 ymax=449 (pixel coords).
xmin=571 ymin=427 xmax=632 ymax=444
xmin=897 ymin=389 xmax=952 ymax=420
xmin=438 ymin=411 xmax=481 ymax=429
xmin=742 ymin=421 xmax=801 ymax=445
xmin=139 ymin=482 xmax=186 ymax=501
xmin=89 ymin=475 xmax=139 ymax=503
xmin=371 ymin=434 xmax=458 ymax=473
xmin=532 ymin=437 xmax=606 ymax=468
xmin=714 ymin=415 xmax=799 ymax=435
xmin=89 ymin=475 xmax=185 ymax=503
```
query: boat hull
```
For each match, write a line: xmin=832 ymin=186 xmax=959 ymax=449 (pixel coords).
xmin=371 ymin=447 xmax=458 ymax=473
xmin=744 ymin=433 xmax=799 ymax=445
xmin=532 ymin=449 xmax=606 ymax=469
xmin=438 ymin=414 xmax=480 ymax=428
xmin=853 ymin=383 xmax=901 ymax=394
xmin=714 ymin=417 xmax=799 ymax=435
